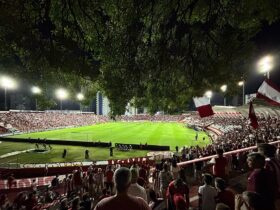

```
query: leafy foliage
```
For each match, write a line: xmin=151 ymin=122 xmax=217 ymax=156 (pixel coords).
xmin=0 ymin=0 xmax=279 ymax=114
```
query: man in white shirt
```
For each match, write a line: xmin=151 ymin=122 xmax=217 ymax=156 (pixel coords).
xmin=128 ymin=168 xmax=148 ymax=202
xmin=198 ymin=173 xmax=217 ymax=210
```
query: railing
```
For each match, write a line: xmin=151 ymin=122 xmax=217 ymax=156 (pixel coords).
xmin=178 ymin=140 xmax=280 ymax=167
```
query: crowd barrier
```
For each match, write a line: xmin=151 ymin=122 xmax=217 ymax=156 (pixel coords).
xmin=0 ymin=137 xmax=111 ymax=147
xmin=178 ymin=140 xmax=280 ymax=167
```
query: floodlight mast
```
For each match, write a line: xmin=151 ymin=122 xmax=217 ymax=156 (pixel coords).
xmin=76 ymin=93 xmax=84 ymax=111
xmin=258 ymin=55 xmax=274 ymax=79
xmin=220 ymin=85 xmax=227 ymax=106
xmin=0 ymin=76 xmax=17 ymax=111
xmin=56 ymin=88 xmax=68 ymax=111
xmin=204 ymin=90 xmax=213 ymax=104
xmin=31 ymin=86 xmax=41 ymax=110
xmin=238 ymin=81 xmax=245 ymax=105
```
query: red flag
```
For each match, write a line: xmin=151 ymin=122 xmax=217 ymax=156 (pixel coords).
xmin=249 ymin=102 xmax=258 ymax=129
xmin=193 ymin=97 xmax=214 ymax=118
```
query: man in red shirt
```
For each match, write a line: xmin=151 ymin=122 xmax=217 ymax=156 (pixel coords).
xmin=105 ymin=165 xmax=114 ymax=194
xmin=94 ymin=167 xmax=151 ymax=210
xmin=247 ymin=152 xmax=276 ymax=210
xmin=213 ymin=149 xmax=228 ymax=179
xmin=166 ymin=169 xmax=189 ymax=210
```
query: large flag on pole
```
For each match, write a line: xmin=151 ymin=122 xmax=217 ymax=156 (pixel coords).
xmin=257 ymin=79 xmax=280 ymax=106
xmin=249 ymin=102 xmax=258 ymax=129
xmin=193 ymin=97 xmax=214 ymax=118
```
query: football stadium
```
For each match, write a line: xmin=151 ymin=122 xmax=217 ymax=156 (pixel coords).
xmin=1 ymin=2 xmax=280 ymax=210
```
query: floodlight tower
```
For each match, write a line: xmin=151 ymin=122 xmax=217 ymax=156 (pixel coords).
xmin=238 ymin=81 xmax=245 ymax=105
xmin=31 ymin=86 xmax=42 ymax=110
xmin=0 ymin=76 xmax=17 ymax=110
xmin=56 ymin=88 xmax=68 ymax=111
xmin=76 ymin=93 xmax=84 ymax=111
xmin=220 ymin=85 xmax=227 ymax=106
xmin=257 ymin=55 xmax=274 ymax=79
xmin=204 ymin=90 xmax=213 ymax=104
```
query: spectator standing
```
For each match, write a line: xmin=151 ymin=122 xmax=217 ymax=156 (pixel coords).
xmin=246 ymin=152 xmax=276 ymax=210
xmin=159 ymin=163 xmax=173 ymax=200
xmin=258 ymin=143 xmax=280 ymax=210
xmin=128 ymin=168 xmax=148 ymax=202
xmin=213 ymin=149 xmax=228 ymax=179
xmin=95 ymin=168 xmax=105 ymax=193
xmin=87 ymin=173 xmax=95 ymax=197
xmin=198 ymin=173 xmax=217 ymax=210
xmin=105 ymin=165 xmax=114 ymax=194
xmin=166 ymin=169 xmax=189 ymax=210
xmin=171 ymin=160 xmax=180 ymax=179
xmin=94 ymin=167 xmax=150 ymax=210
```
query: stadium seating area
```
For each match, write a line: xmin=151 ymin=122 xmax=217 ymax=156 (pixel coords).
xmin=0 ymin=112 xmax=109 ymax=133
xmin=117 ymin=114 xmax=186 ymax=122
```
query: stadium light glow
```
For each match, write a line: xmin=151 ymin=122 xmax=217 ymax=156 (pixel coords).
xmin=238 ymin=81 xmax=244 ymax=86
xmin=77 ymin=93 xmax=84 ymax=101
xmin=56 ymin=88 xmax=68 ymax=100
xmin=31 ymin=86 xmax=41 ymax=94
xmin=0 ymin=76 xmax=17 ymax=89
xmin=205 ymin=90 xmax=213 ymax=98
xmin=220 ymin=85 xmax=227 ymax=92
xmin=238 ymin=80 xmax=245 ymax=105
xmin=257 ymin=55 xmax=274 ymax=78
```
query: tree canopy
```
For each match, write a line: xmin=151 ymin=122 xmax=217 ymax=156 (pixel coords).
xmin=0 ymin=0 xmax=279 ymax=114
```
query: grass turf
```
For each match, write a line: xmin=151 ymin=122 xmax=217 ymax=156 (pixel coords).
xmin=0 ymin=142 xmax=148 ymax=164
xmin=11 ymin=122 xmax=210 ymax=149
xmin=1 ymin=122 xmax=211 ymax=164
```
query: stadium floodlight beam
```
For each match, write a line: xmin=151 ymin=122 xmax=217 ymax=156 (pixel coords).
xmin=257 ymin=55 xmax=274 ymax=79
xmin=56 ymin=88 xmax=68 ymax=111
xmin=77 ymin=93 xmax=84 ymax=101
xmin=31 ymin=86 xmax=41 ymax=94
xmin=220 ymin=85 xmax=227 ymax=106
xmin=220 ymin=85 xmax=227 ymax=92
xmin=205 ymin=90 xmax=213 ymax=99
xmin=0 ymin=76 xmax=17 ymax=111
xmin=238 ymin=81 xmax=245 ymax=105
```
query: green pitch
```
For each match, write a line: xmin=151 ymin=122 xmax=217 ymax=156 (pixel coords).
xmin=12 ymin=122 xmax=210 ymax=150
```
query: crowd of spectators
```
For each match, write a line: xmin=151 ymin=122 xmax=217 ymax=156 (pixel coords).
xmin=2 ymin=142 xmax=280 ymax=210
xmin=117 ymin=115 xmax=186 ymax=122
xmin=179 ymin=115 xmax=280 ymax=164
xmin=1 ymin=112 xmax=280 ymax=209
xmin=0 ymin=112 xmax=109 ymax=132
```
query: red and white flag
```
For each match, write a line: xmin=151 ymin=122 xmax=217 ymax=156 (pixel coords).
xmin=257 ymin=79 xmax=280 ymax=106
xmin=193 ymin=97 xmax=214 ymax=118
xmin=249 ymin=102 xmax=258 ymax=129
